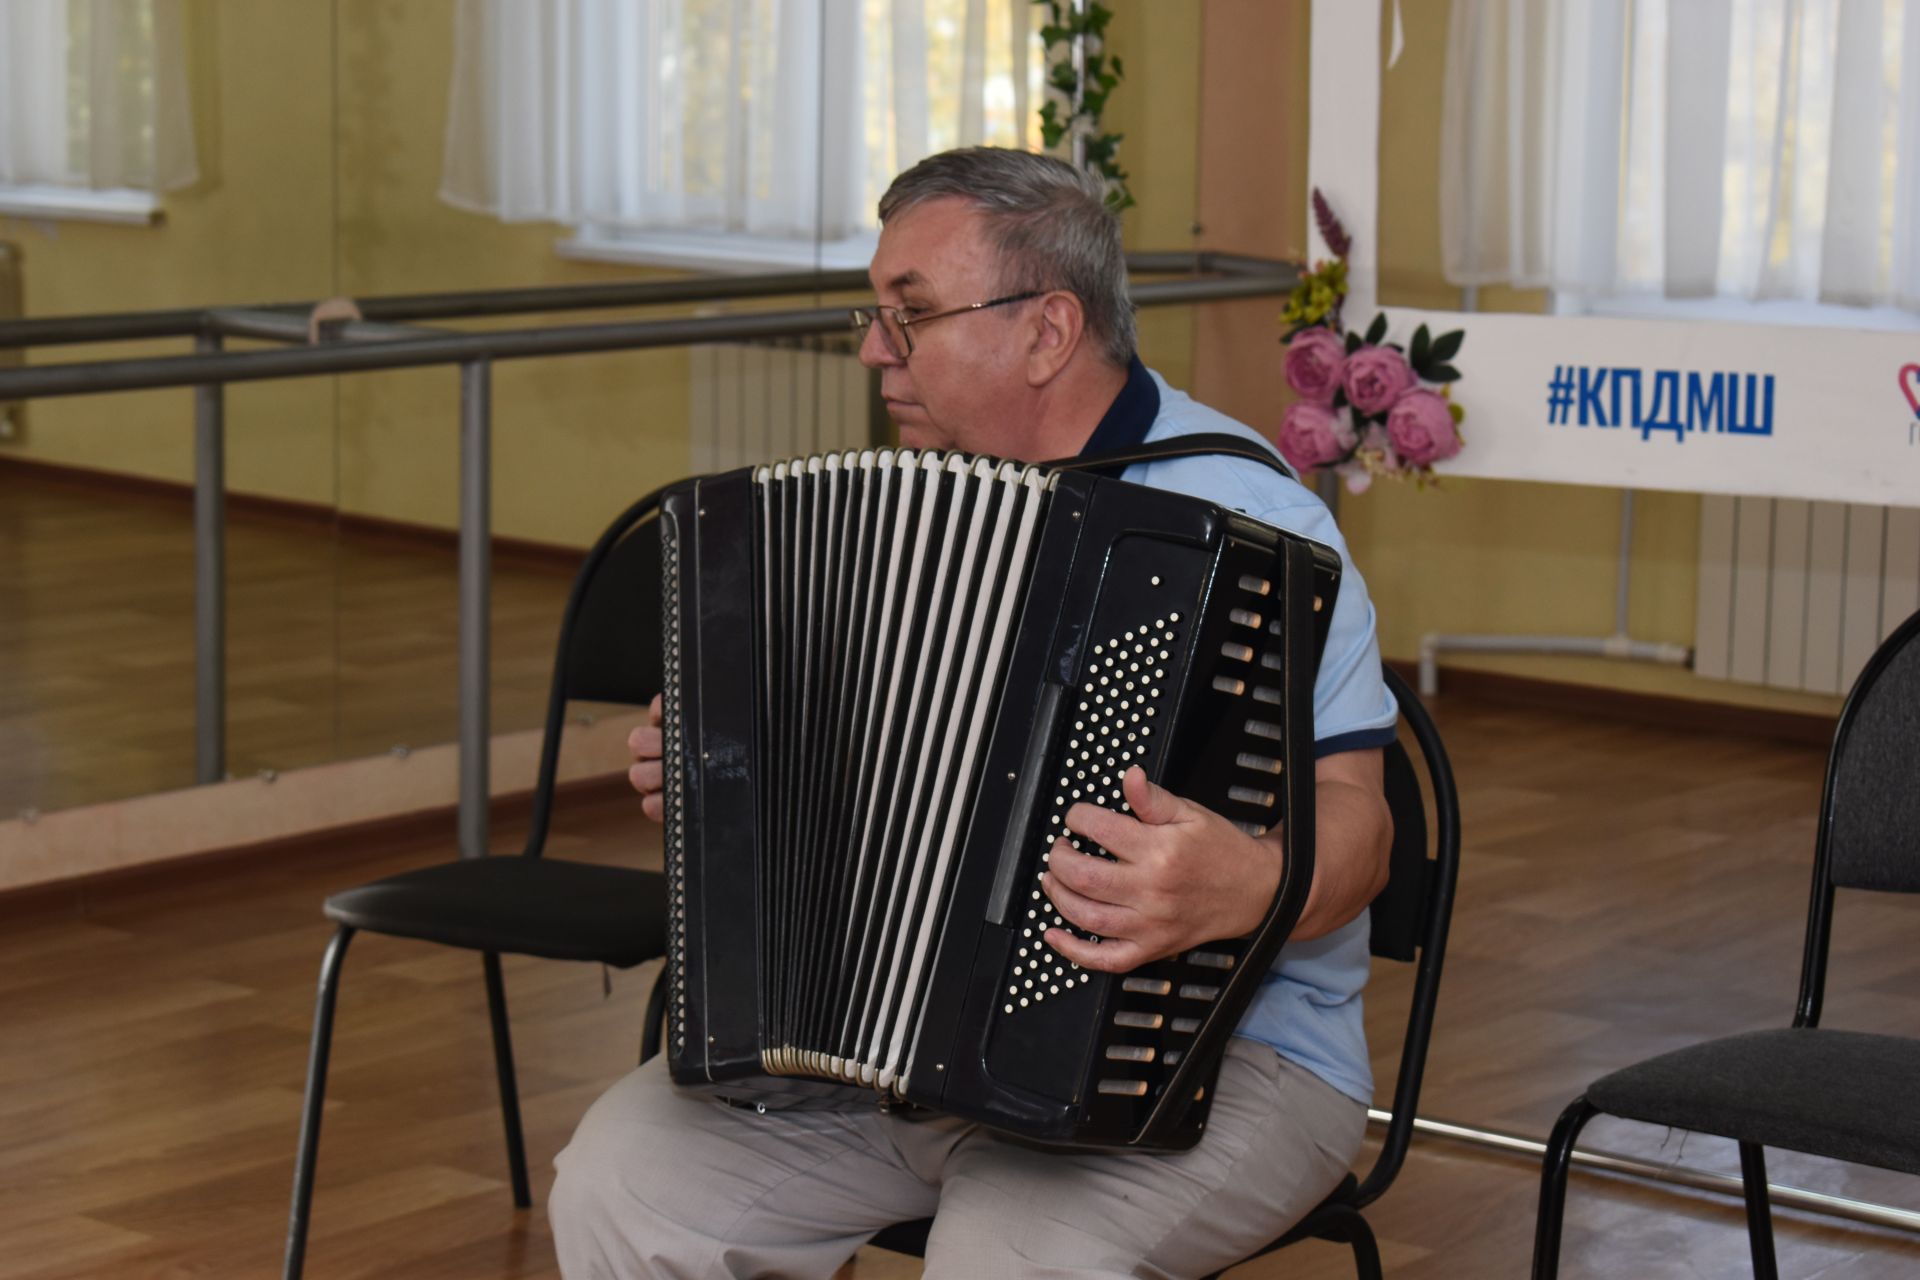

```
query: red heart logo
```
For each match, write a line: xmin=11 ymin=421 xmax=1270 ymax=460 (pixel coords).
xmin=1904 ymin=363 xmax=1920 ymax=419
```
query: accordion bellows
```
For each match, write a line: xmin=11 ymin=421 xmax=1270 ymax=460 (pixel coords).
xmin=660 ymin=448 xmax=1341 ymax=1149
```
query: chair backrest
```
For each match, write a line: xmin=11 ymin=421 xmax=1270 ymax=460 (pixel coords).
xmin=564 ymin=511 xmax=665 ymax=708
xmin=1352 ymin=665 xmax=1461 ymax=1208
xmin=522 ymin=488 xmax=670 ymax=856
xmin=1795 ymin=606 xmax=1920 ymax=1026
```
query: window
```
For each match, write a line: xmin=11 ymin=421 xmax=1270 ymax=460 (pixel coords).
xmin=1439 ymin=0 xmax=1920 ymax=328
xmin=0 ymin=0 xmax=197 ymax=224
xmin=440 ymin=0 xmax=1043 ymax=271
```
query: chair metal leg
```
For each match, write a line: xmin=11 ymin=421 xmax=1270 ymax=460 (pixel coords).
xmin=1347 ymin=1214 xmax=1384 ymax=1280
xmin=285 ymin=925 xmax=355 ymax=1280
xmin=1532 ymin=1096 xmax=1599 ymax=1280
xmin=639 ymin=963 xmax=667 ymax=1064
xmin=482 ymin=951 xmax=533 ymax=1209
xmin=1738 ymin=1141 xmax=1779 ymax=1280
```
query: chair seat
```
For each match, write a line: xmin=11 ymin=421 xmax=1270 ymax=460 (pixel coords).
xmin=324 ymin=857 xmax=666 ymax=968
xmin=1586 ymin=1027 xmax=1920 ymax=1176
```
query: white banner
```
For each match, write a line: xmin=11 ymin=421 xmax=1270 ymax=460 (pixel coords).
xmin=1386 ymin=308 xmax=1920 ymax=510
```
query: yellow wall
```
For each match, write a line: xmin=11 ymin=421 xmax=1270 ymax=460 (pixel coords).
xmin=1106 ymin=0 xmax=1201 ymax=392
xmin=2 ymin=1 xmax=338 ymax=503
xmin=329 ymin=0 xmax=695 ymax=548
xmin=2 ymin=0 xmax=698 ymax=549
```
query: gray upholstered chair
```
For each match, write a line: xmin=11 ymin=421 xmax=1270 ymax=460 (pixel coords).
xmin=1532 ymin=607 xmax=1920 ymax=1280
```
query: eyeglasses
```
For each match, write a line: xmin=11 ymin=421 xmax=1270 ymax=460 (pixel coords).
xmin=849 ymin=291 xmax=1045 ymax=359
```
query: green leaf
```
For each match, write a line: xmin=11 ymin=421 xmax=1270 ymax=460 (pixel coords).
xmin=1447 ymin=402 xmax=1465 ymax=424
xmin=1410 ymin=323 xmax=1431 ymax=367
xmin=1430 ymin=329 xmax=1465 ymax=362
xmin=1344 ymin=331 xmax=1363 ymax=354
xmin=1430 ymin=363 xmax=1462 ymax=383
xmin=1364 ymin=312 xmax=1388 ymax=346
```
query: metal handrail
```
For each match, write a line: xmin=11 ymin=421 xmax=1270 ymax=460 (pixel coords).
xmin=0 ymin=256 xmax=1300 ymax=861
xmin=0 ymin=251 xmax=1282 ymax=351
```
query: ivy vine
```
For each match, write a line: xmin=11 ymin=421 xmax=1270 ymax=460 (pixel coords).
xmin=1033 ymin=1 xmax=1133 ymax=211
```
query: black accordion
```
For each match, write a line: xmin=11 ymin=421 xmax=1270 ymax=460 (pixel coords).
xmin=657 ymin=447 xmax=1341 ymax=1150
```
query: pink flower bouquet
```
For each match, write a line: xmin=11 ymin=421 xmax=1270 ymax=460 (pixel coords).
xmin=1276 ymin=191 xmax=1467 ymax=491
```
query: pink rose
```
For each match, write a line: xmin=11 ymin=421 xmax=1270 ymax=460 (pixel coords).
xmin=1277 ymin=401 xmax=1357 ymax=471
xmin=1386 ymin=389 xmax=1462 ymax=467
xmin=1283 ymin=327 xmax=1346 ymax=405
xmin=1342 ymin=344 xmax=1416 ymax=415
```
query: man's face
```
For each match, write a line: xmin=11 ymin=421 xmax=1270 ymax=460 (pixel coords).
xmin=859 ymin=198 xmax=1039 ymax=456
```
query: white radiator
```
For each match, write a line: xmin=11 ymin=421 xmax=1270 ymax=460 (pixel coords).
xmin=687 ymin=337 xmax=877 ymax=473
xmin=1695 ymin=496 xmax=1920 ymax=694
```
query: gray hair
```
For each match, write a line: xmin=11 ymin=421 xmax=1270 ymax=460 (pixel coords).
xmin=878 ymin=148 xmax=1136 ymax=367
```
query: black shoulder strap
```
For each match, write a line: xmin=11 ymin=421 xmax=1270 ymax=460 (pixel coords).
xmin=1044 ymin=431 xmax=1301 ymax=483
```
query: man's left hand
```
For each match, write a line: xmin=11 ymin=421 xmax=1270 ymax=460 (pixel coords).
xmin=1040 ymin=766 xmax=1281 ymax=973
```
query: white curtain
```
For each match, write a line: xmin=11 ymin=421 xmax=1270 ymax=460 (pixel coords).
xmin=0 ymin=0 xmax=197 ymax=192
xmin=1441 ymin=0 xmax=1920 ymax=312
xmin=440 ymin=0 xmax=1038 ymax=241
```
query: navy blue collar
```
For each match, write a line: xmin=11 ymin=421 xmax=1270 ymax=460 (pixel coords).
xmin=1076 ymin=356 xmax=1160 ymax=458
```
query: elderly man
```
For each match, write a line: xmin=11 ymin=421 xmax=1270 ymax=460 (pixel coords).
xmin=551 ymin=147 xmax=1397 ymax=1279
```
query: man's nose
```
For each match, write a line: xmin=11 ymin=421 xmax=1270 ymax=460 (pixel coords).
xmin=857 ymin=319 xmax=902 ymax=369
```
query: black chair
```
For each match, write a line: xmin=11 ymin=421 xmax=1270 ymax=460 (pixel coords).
xmin=1532 ymin=607 xmax=1920 ymax=1280
xmin=865 ymin=664 xmax=1462 ymax=1279
xmin=283 ymin=492 xmax=672 ymax=1280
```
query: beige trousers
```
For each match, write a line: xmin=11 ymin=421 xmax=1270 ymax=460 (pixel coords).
xmin=550 ymin=1038 xmax=1365 ymax=1280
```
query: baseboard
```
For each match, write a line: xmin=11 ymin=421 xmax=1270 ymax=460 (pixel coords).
xmin=1389 ymin=660 xmax=1836 ymax=749
xmin=0 ymin=710 xmax=650 ymax=898
xmin=0 ymin=452 xmax=587 ymax=572
xmin=0 ymin=771 xmax=636 ymax=920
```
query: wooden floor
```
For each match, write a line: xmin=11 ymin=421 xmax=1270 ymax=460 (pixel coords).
xmin=0 ymin=464 xmax=575 ymax=816
xmin=3 ymin=693 xmax=1917 ymax=1278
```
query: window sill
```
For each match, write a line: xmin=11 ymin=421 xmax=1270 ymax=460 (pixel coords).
xmin=556 ymin=227 xmax=878 ymax=276
xmin=0 ymin=185 xmax=162 ymax=226
xmin=1557 ymin=291 xmax=1920 ymax=333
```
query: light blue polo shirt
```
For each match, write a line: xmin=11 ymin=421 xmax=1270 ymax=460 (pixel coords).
xmin=1080 ymin=360 xmax=1398 ymax=1105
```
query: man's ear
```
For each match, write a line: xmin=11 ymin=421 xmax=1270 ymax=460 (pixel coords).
xmin=1026 ymin=292 xmax=1086 ymax=386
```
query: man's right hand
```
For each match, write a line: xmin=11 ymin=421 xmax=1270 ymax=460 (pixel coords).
xmin=628 ymin=693 xmax=665 ymax=822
